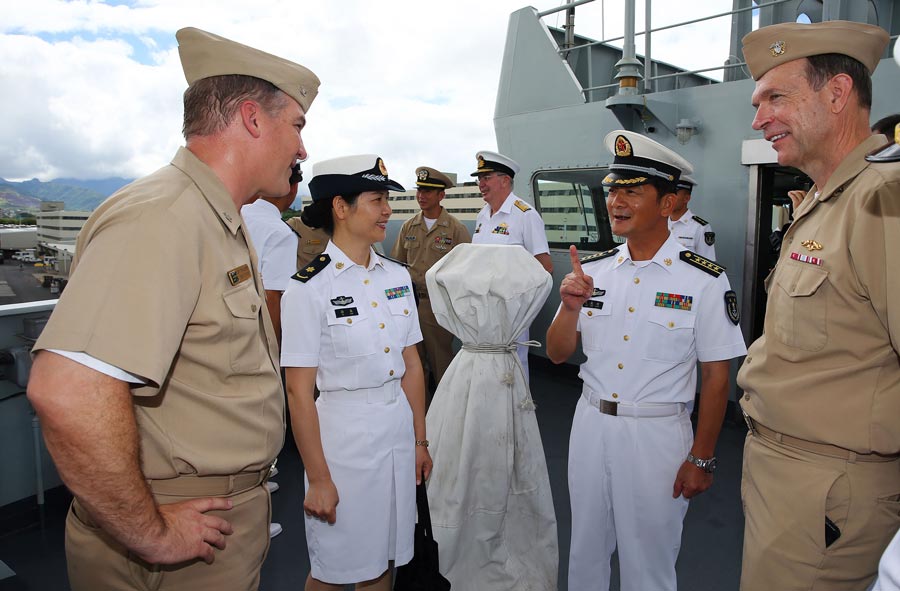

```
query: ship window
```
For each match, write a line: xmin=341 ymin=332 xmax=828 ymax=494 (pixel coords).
xmin=532 ymin=169 xmax=616 ymax=251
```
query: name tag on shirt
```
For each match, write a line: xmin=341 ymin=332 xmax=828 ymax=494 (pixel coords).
xmin=583 ymin=300 xmax=603 ymax=309
xmin=227 ymin=264 xmax=252 ymax=286
xmin=335 ymin=307 xmax=359 ymax=318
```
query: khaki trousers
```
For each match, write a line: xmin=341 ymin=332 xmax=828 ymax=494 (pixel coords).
xmin=66 ymin=484 xmax=271 ymax=591
xmin=416 ymin=297 xmax=455 ymax=389
xmin=740 ymin=432 xmax=900 ymax=591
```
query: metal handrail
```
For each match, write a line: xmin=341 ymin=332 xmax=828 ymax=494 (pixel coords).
xmin=551 ymin=0 xmax=794 ymax=54
xmin=537 ymin=0 xmax=595 ymax=17
xmin=581 ymin=61 xmax=749 ymax=95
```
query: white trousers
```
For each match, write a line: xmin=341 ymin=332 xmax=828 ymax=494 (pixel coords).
xmin=567 ymin=395 xmax=692 ymax=591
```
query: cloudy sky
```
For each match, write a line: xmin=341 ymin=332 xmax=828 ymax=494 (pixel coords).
xmin=0 ymin=0 xmax=737 ymax=194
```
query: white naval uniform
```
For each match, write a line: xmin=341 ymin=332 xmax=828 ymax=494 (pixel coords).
xmin=873 ymin=528 xmax=900 ymax=591
xmin=241 ymin=199 xmax=298 ymax=291
xmin=565 ymin=234 xmax=746 ymax=591
xmin=472 ymin=192 xmax=550 ymax=375
xmin=280 ymin=241 xmax=422 ymax=584
xmin=668 ymin=208 xmax=716 ymax=261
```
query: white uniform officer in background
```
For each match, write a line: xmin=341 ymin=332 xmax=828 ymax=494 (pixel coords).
xmin=668 ymin=174 xmax=717 ymax=260
xmin=471 ymin=150 xmax=551 ymax=378
xmin=281 ymin=155 xmax=432 ymax=590
xmin=546 ymin=130 xmax=746 ymax=591
xmin=241 ymin=165 xmax=305 ymax=539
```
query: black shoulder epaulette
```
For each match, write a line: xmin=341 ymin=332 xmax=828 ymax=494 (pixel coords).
xmin=377 ymin=252 xmax=410 ymax=267
xmin=292 ymin=254 xmax=330 ymax=282
xmin=680 ymin=251 xmax=725 ymax=277
xmin=866 ymin=142 xmax=900 ymax=163
xmin=580 ymin=248 xmax=619 ymax=264
xmin=692 ymin=215 xmax=710 ymax=226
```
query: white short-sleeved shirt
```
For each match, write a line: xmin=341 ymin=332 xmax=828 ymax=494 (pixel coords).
xmin=280 ymin=241 xmax=423 ymax=392
xmin=241 ymin=199 xmax=298 ymax=291
xmin=472 ymin=192 xmax=550 ymax=256
xmin=668 ymin=208 xmax=717 ymax=261
xmin=571 ymin=234 xmax=746 ymax=403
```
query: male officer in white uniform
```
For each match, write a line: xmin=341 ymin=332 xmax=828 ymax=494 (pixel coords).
xmin=546 ymin=130 xmax=746 ymax=591
xmin=668 ymin=174 xmax=717 ymax=260
xmin=471 ymin=150 xmax=551 ymax=377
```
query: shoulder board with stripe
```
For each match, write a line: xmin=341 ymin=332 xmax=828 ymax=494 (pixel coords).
xmin=580 ymin=248 xmax=619 ymax=264
xmin=514 ymin=199 xmax=532 ymax=212
xmin=680 ymin=251 xmax=725 ymax=277
xmin=692 ymin=215 xmax=710 ymax=226
xmin=292 ymin=254 xmax=331 ymax=283
xmin=377 ymin=252 xmax=410 ymax=267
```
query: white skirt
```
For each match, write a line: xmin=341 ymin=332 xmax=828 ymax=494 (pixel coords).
xmin=305 ymin=382 xmax=416 ymax=584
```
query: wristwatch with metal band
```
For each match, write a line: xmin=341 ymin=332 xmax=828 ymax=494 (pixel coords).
xmin=686 ymin=453 xmax=717 ymax=473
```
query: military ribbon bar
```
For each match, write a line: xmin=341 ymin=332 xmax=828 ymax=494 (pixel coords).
xmin=789 ymin=252 xmax=823 ymax=266
xmin=385 ymin=285 xmax=411 ymax=300
xmin=654 ymin=292 xmax=693 ymax=311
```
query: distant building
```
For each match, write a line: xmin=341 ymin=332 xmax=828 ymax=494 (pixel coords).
xmin=35 ymin=207 xmax=90 ymax=244
xmin=0 ymin=227 xmax=38 ymax=253
xmin=388 ymin=175 xmax=483 ymax=222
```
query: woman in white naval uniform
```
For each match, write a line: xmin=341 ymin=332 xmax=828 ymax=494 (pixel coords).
xmin=281 ymin=155 xmax=433 ymax=590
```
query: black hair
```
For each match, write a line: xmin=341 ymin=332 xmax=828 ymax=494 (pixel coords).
xmin=299 ymin=193 xmax=362 ymax=236
xmin=646 ymin=177 xmax=678 ymax=201
xmin=804 ymin=54 xmax=872 ymax=111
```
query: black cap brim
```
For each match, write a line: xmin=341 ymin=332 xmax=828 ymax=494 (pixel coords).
xmin=309 ymin=174 xmax=405 ymax=202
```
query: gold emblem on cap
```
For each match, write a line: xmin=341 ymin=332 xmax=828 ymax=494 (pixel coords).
xmin=614 ymin=135 xmax=633 ymax=157
xmin=801 ymin=239 xmax=823 ymax=251
xmin=377 ymin=158 xmax=388 ymax=176
xmin=417 ymin=169 xmax=428 ymax=181
xmin=477 ymin=155 xmax=485 ymax=168
xmin=769 ymin=40 xmax=786 ymax=57
xmin=299 ymin=86 xmax=308 ymax=97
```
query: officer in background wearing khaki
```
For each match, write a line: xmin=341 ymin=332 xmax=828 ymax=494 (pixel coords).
xmin=286 ymin=179 xmax=330 ymax=271
xmin=26 ymin=28 xmax=319 ymax=591
xmin=390 ymin=167 xmax=470 ymax=392
xmin=738 ymin=21 xmax=900 ymax=591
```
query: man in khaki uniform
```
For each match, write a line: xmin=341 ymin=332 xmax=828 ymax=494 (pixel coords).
xmin=390 ymin=167 xmax=470 ymax=390
xmin=26 ymin=28 xmax=319 ymax=590
xmin=737 ymin=21 xmax=900 ymax=591
xmin=286 ymin=213 xmax=329 ymax=270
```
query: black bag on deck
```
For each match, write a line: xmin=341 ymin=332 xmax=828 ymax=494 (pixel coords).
xmin=394 ymin=483 xmax=451 ymax=591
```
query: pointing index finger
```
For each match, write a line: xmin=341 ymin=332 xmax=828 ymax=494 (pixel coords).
xmin=569 ymin=245 xmax=584 ymax=277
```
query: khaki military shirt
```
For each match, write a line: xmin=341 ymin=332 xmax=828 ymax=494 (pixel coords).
xmin=389 ymin=208 xmax=471 ymax=297
xmin=738 ymin=135 xmax=900 ymax=454
xmin=286 ymin=216 xmax=329 ymax=271
xmin=34 ymin=147 xmax=284 ymax=478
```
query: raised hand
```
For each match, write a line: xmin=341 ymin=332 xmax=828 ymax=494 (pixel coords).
xmin=560 ymin=245 xmax=595 ymax=311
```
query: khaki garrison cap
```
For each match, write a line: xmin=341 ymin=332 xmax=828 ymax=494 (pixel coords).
xmin=415 ymin=167 xmax=455 ymax=189
xmin=601 ymin=130 xmax=692 ymax=188
xmin=177 ymin=27 xmax=320 ymax=113
xmin=742 ymin=20 xmax=889 ymax=81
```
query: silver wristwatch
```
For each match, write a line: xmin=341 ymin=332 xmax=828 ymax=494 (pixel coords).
xmin=686 ymin=453 xmax=717 ymax=473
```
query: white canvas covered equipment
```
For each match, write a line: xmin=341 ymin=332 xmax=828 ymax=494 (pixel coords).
xmin=424 ymin=243 xmax=558 ymax=590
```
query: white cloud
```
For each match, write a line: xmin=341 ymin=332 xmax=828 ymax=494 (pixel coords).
xmin=0 ymin=0 xmax=736 ymax=190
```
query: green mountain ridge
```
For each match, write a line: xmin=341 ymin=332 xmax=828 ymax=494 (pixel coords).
xmin=0 ymin=177 xmax=132 ymax=212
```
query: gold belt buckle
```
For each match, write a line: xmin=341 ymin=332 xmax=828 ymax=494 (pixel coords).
xmin=599 ymin=400 xmax=618 ymax=416
xmin=267 ymin=459 xmax=278 ymax=480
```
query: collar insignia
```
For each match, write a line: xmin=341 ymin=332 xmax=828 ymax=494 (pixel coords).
xmin=801 ymin=239 xmax=823 ymax=251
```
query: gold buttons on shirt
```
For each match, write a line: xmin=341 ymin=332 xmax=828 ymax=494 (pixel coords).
xmin=744 ymin=394 xmax=751 ymax=401
xmin=379 ymin=323 xmax=385 ymax=329
xmin=389 ymin=370 xmax=395 ymax=376
xmin=346 ymin=319 xmax=352 ymax=324
xmin=623 ymin=335 xmax=630 ymax=341
xmin=612 ymin=393 xmax=619 ymax=399
xmin=364 ymin=279 xmax=370 ymax=285
xmin=251 ymin=304 xmax=257 ymax=313
xmin=384 ymin=347 xmax=390 ymax=353
xmin=628 ymin=306 xmax=634 ymax=313
xmin=633 ymin=278 xmax=640 ymax=284
xmin=587 ymin=311 xmax=593 ymax=317
xmin=371 ymin=302 xmax=378 ymax=308
xmin=404 ymin=309 xmax=409 ymax=315
xmin=618 ymin=363 xmax=624 ymax=369
xmin=668 ymin=321 xmax=675 ymax=328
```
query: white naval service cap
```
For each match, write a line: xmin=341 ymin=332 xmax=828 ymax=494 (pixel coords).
xmin=470 ymin=150 xmax=520 ymax=178
xmin=308 ymin=154 xmax=406 ymax=202
xmin=601 ymin=130 xmax=693 ymax=188
xmin=676 ymin=173 xmax=698 ymax=192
